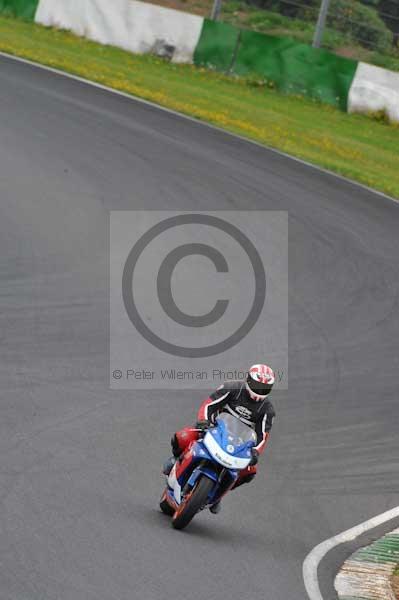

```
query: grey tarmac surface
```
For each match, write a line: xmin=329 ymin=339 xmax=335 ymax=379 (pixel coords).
xmin=0 ymin=54 xmax=398 ymax=600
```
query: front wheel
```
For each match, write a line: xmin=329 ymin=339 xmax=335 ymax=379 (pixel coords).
xmin=159 ymin=489 xmax=175 ymax=516
xmin=172 ymin=476 xmax=214 ymax=530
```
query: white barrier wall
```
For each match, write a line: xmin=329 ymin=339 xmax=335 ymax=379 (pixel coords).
xmin=35 ymin=0 xmax=204 ymax=63
xmin=348 ymin=62 xmax=399 ymax=123
xmin=35 ymin=0 xmax=88 ymax=37
xmin=33 ymin=0 xmax=399 ymax=123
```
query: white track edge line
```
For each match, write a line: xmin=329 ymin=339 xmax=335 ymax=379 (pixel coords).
xmin=0 ymin=50 xmax=398 ymax=205
xmin=303 ymin=505 xmax=399 ymax=600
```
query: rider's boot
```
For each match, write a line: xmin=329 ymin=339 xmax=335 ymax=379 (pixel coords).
xmin=209 ymin=500 xmax=221 ymax=514
xmin=162 ymin=457 xmax=176 ymax=476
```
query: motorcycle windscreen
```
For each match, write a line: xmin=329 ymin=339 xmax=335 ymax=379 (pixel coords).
xmin=215 ymin=413 xmax=257 ymax=452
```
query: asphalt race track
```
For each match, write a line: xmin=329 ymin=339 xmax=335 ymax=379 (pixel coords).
xmin=1 ymin=54 xmax=398 ymax=600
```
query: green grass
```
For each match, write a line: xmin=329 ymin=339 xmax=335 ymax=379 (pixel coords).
xmin=0 ymin=15 xmax=398 ymax=198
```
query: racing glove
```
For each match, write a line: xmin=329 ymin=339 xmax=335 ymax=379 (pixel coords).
xmin=249 ymin=448 xmax=259 ymax=466
xmin=195 ymin=419 xmax=211 ymax=434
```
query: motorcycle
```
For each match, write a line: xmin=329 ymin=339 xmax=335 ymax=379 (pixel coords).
xmin=159 ymin=413 xmax=257 ymax=530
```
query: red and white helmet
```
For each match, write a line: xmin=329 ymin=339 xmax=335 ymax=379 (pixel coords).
xmin=246 ymin=364 xmax=275 ymax=401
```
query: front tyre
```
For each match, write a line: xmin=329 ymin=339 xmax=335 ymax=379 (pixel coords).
xmin=172 ymin=476 xmax=214 ymax=530
xmin=160 ymin=489 xmax=175 ymax=516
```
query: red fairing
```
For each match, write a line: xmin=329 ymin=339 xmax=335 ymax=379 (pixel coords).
xmin=175 ymin=449 xmax=195 ymax=479
xmin=175 ymin=427 xmax=200 ymax=455
xmin=238 ymin=465 xmax=257 ymax=479
xmin=197 ymin=397 xmax=213 ymax=421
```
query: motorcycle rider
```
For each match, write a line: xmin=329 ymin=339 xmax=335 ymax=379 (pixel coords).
xmin=163 ymin=364 xmax=276 ymax=514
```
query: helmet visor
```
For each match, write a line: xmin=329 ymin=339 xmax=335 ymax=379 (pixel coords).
xmin=247 ymin=378 xmax=273 ymax=396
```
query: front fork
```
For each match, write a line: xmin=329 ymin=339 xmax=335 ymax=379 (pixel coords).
xmin=187 ymin=464 xmax=238 ymax=506
xmin=214 ymin=467 xmax=239 ymax=503
xmin=168 ymin=457 xmax=239 ymax=508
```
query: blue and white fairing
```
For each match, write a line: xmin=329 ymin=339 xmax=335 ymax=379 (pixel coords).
xmin=202 ymin=414 xmax=256 ymax=469
xmin=166 ymin=413 xmax=257 ymax=507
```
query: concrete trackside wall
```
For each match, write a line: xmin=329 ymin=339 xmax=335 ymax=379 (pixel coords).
xmin=6 ymin=0 xmax=399 ymax=121
xmin=35 ymin=0 xmax=88 ymax=36
xmin=234 ymin=31 xmax=358 ymax=110
xmin=348 ymin=62 xmax=399 ymax=122
xmin=0 ymin=0 xmax=38 ymax=20
xmin=194 ymin=22 xmax=358 ymax=110
xmin=35 ymin=0 xmax=203 ymax=64
xmin=194 ymin=20 xmax=239 ymax=72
